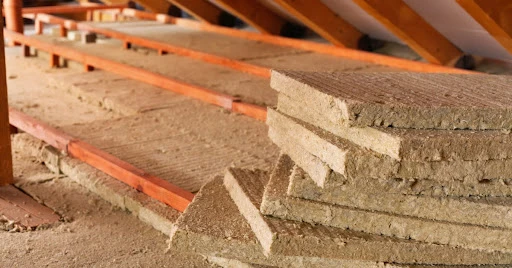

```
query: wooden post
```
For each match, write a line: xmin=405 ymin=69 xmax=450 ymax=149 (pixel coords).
xmin=59 ymin=25 xmax=68 ymax=37
xmin=86 ymin=11 xmax=93 ymax=21
xmin=50 ymin=54 xmax=59 ymax=68
xmin=0 ymin=17 xmax=14 ymax=186
xmin=23 ymin=45 xmax=30 ymax=57
xmin=4 ymin=0 xmax=23 ymax=46
xmin=35 ymin=19 xmax=44 ymax=34
xmin=84 ymin=64 xmax=94 ymax=72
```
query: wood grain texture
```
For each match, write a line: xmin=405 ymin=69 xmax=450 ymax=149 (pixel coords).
xmin=8 ymin=107 xmax=74 ymax=152
xmin=353 ymin=0 xmax=463 ymax=65
xmin=73 ymin=18 xmax=271 ymax=77
xmin=273 ymin=0 xmax=363 ymax=47
xmin=0 ymin=185 xmax=60 ymax=227
xmin=8 ymin=107 xmax=195 ymax=212
xmin=214 ymin=0 xmax=286 ymax=34
xmin=68 ymin=141 xmax=194 ymax=212
xmin=21 ymin=4 xmax=126 ymax=14
xmin=167 ymin=0 xmax=224 ymax=24
xmin=132 ymin=0 xmax=170 ymax=13
xmin=117 ymin=7 xmax=475 ymax=73
xmin=0 ymin=20 xmax=13 ymax=186
xmin=457 ymin=0 xmax=512 ymax=55
xmin=4 ymin=0 xmax=23 ymax=41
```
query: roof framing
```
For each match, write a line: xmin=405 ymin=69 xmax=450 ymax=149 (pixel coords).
xmin=167 ymin=0 xmax=232 ymax=26
xmin=457 ymin=0 xmax=512 ymax=56
xmin=213 ymin=0 xmax=287 ymax=35
xmin=272 ymin=0 xmax=363 ymax=48
xmin=134 ymin=0 xmax=171 ymax=14
xmin=353 ymin=0 xmax=464 ymax=66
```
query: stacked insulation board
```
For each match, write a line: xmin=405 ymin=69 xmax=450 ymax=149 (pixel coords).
xmin=170 ymin=71 xmax=512 ymax=267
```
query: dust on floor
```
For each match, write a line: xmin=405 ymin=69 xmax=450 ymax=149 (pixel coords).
xmin=0 ymin=148 xmax=214 ymax=267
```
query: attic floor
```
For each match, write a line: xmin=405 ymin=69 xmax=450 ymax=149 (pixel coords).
xmin=3 ymin=17 xmax=511 ymax=266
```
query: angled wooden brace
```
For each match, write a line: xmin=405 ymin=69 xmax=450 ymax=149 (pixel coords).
xmin=353 ymin=0 xmax=472 ymax=68
xmin=167 ymin=0 xmax=236 ymax=27
xmin=457 ymin=0 xmax=512 ymax=56
xmin=213 ymin=0 xmax=303 ymax=37
xmin=272 ymin=0 xmax=367 ymax=48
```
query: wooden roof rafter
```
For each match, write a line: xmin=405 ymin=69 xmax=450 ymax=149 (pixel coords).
xmin=353 ymin=0 xmax=471 ymax=68
xmin=167 ymin=0 xmax=236 ymax=26
xmin=271 ymin=0 xmax=365 ymax=49
xmin=212 ymin=0 xmax=290 ymax=36
xmin=133 ymin=0 xmax=171 ymax=14
xmin=457 ymin=0 xmax=512 ymax=56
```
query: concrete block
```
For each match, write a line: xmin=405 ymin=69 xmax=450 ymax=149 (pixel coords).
xmin=278 ymin=92 xmax=512 ymax=162
xmin=169 ymin=177 xmax=389 ymax=268
xmin=223 ymin=168 xmax=512 ymax=265
xmin=268 ymin=108 xmax=512 ymax=186
xmin=285 ymin=149 xmax=512 ymax=229
xmin=261 ymin=154 xmax=512 ymax=253
xmin=271 ymin=70 xmax=512 ymax=130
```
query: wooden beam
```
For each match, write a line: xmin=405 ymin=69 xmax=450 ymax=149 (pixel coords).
xmin=0 ymin=185 xmax=60 ymax=227
xmin=71 ymin=16 xmax=270 ymax=77
xmin=21 ymin=4 xmax=127 ymax=14
xmin=213 ymin=0 xmax=287 ymax=35
xmin=133 ymin=0 xmax=171 ymax=14
xmin=272 ymin=0 xmax=363 ymax=48
xmin=99 ymin=0 xmax=129 ymax=6
xmin=119 ymin=9 xmax=476 ymax=74
xmin=173 ymin=17 xmax=475 ymax=73
xmin=8 ymin=108 xmax=73 ymax=152
xmin=4 ymin=0 xmax=23 ymax=46
xmin=8 ymin=107 xmax=195 ymax=212
xmin=457 ymin=0 xmax=512 ymax=55
xmin=4 ymin=29 xmax=267 ymax=120
xmin=68 ymin=141 xmax=194 ymax=212
xmin=167 ymin=0 xmax=230 ymax=25
xmin=353 ymin=0 xmax=463 ymax=65
xmin=0 ymin=18 xmax=13 ymax=186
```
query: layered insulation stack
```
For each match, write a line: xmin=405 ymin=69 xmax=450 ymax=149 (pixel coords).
xmin=170 ymin=71 xmax=512 ymax=267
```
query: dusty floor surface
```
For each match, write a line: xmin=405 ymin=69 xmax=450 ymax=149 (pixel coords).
xmin=1 ymin=146 xmax=214 ymax=267
xmin=6 ymin=44 xmax=279 ymax=192
xmin=1 ymin=47 xmax=224 ymax=267
xmin=6 ymin=21 xmax=510 ymax=267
